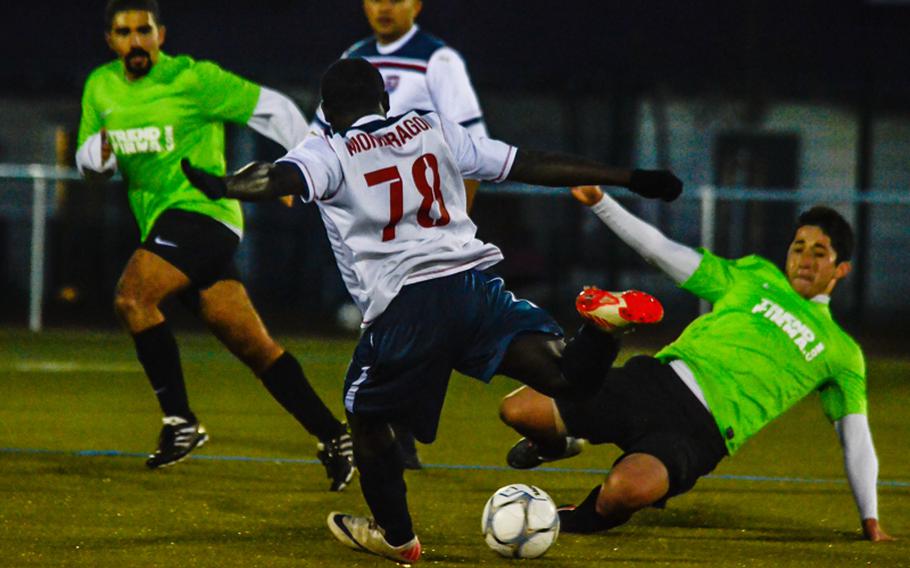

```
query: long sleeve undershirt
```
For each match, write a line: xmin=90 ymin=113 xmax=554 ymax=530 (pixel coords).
xmin=836 ymin=414 xmax=879 ymax=521
xmin=589 ymin=193 xmax=702 ymax=284
xmin=246 ymin=86 xmax=309 ymax=151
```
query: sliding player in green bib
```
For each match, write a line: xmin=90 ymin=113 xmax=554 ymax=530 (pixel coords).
xmin=75 ymin=0 xmax=354 ymax=490
xmin=500 ymin=185 xmax=892 ymax=542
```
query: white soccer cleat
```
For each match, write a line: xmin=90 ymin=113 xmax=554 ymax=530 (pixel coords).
xmin=327 ymin=512 xmax=422 ymax=565
xmin=575 ymin=287 xmax=664 ymax=331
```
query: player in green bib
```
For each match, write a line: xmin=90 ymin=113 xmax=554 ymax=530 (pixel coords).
xmin=499 ymin=185 xmax=891 ymax=542
xmin=75 ymin=0 xmax=354 ymax=490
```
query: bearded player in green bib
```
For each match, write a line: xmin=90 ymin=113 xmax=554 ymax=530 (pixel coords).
xmin=75 ymin=0 xmax=354 ymax=490
xmin=499 ymin=185 xmax=892 ymax=542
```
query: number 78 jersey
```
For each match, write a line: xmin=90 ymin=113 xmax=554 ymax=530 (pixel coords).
xmin=277 ymin=110 xmax=517 ymax=326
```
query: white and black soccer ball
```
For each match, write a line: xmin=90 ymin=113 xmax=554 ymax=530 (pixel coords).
xmin=481 ymin=483 xmax=559 ymax=559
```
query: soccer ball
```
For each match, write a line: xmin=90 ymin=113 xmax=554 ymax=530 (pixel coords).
xmin=481 ymin=483 xmax=559 ymax=559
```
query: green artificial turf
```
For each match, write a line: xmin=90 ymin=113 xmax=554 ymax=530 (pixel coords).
xmin=1 ymin=329 xmax=907 ymax=566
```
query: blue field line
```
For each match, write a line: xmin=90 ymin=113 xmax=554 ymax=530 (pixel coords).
xmin=2 ymin=446 xmax=908 ymax=488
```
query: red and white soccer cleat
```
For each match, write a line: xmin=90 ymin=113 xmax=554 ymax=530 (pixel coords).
xmin=575 ymin=287 xmax=664 ymax=331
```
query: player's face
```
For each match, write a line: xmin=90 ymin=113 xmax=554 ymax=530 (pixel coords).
xmin=363 ymin=0 xmax=422 ymax=44
xmin=105 ymin=10 xmax=166 ymax=80
xmin=785 ymin=225 xmax=851 ymax=299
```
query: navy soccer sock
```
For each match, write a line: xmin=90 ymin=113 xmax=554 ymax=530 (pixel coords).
xmin=132 ymin=322 xmax=195 ymax=422
xmin=356 ymin=441 xmax=414 ymax=546
xmin=559 ymin=485 xmax=615 ymax=533
xmin=259 ymin=352 xmax=344 ymax=441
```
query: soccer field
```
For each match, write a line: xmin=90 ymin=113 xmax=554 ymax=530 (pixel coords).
xmin=2 ymin=329 xmax=908 ymax=567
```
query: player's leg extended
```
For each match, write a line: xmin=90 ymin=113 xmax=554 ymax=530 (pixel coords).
xmin=198 ymin=279 xmax=353 ymax=490
xmin=499 ymin=386 xmax=567 ymax=455
xmin=560 ymin=453 xmax=669 ymax=534
xmin=496 ymin=326 xmax=620 ymax=469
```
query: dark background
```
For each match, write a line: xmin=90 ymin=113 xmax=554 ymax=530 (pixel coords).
xmin=4 ymin=1 xmax=910 ymax=108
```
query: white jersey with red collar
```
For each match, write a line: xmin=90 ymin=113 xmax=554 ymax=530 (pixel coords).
xmin=311 ymin=25 xmax=488 ymax=139
xmin=280 ymin=110 xmax=515 ymax=325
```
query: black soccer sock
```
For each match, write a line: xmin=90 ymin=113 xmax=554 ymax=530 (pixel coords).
xmin=132 ymin=322 xmax=195 ymax=422
xmin=559 ymin=485 xmax=618 ymax=534
xmin=259 ymin=352 xmax=344 ymax=441
xmin=560 ymin=324 xmax=621 ymax=393
xmin=356 ymin=441 xmax=414 ymax=547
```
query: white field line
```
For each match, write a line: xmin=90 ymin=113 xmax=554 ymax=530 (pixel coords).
xmin=6 ymin=360 xmax=140 ymax=373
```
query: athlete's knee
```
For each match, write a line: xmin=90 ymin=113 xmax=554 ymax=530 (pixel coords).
xmin=350 ymin=417 xmax=395 ymax=460
xmin=113 ymin=288 xmax=154 ymax=320
xmin=599 ymin=471 xmax=664 ymax=513
xmin=498 ymin=395 xmax=526 ymax=429
xmin=233 ymin=335 xmax=283 ymax=374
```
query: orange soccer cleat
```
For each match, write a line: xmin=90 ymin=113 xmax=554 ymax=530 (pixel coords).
xmin=575 ymin=287 xmax=664 ymax=331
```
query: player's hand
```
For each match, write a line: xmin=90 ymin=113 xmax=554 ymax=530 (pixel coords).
xmin=181 ymin=158 xmax=228 ymax=200
xmin=862 ymin=518 xmax=895 ymax=542
xmin=629 ymin=169 xmax=682 ymax=202
xmin=571 ymin=185 xmax=604 ymax=207
xmin=100 ymin=128 xmax=112 ymax=164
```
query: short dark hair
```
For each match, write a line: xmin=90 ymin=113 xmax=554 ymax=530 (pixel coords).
xmin=795 ymin=206 xmax=854 ymax=263
xmin=105 ymin=0 xmax=161 ymax=29
xmin=320 ymin=58 xmax=386 ymax=116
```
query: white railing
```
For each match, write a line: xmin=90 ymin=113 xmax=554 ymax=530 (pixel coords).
xmin=3 ymin=163 xmax=909 ymax=331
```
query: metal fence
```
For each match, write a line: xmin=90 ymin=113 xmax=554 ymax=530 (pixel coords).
xmin=2 ymin=164 xmax=909 ymax=333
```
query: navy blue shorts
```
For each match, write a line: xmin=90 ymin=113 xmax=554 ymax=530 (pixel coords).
xmin=343 ymin=269 xmax=563 ymax=443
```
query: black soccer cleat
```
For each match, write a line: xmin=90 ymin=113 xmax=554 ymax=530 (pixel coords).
xmin=506 ymin=436 xmax=584 ymax=469
xmin=317 ymin=426 xmax=355 ymax=492
xmin=146 ymin=416 xmax=209 ymax=469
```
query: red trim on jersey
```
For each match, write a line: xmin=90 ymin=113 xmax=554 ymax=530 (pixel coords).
xmin=372 ymin=61 xmax=428 ymax=73
xmin=495 ymin=146 xmax=516 ymax=182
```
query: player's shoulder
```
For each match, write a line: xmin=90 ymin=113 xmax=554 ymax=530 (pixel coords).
xmin=395 ymin=29 xmax=447 ymax=61
xmin=170 ymin=54 xmax=219 ymax=77
xmin=729 ymin=254 xmax=774 ymax=270
xmin=84 ymin=60 xmax=122 ymax=86
xmin=729 ymin=254 xmax=788 ymax=280
xmin=343 ymin=36 xmax=380 ymax=58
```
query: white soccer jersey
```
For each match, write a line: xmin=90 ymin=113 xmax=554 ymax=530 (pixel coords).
xmin=279 ymin=111 xmax=516 ymax=325
xmin=311 ymin=25 xmax=488 ymax=139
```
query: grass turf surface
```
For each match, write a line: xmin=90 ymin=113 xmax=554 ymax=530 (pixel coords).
xmin=1 ymin=328 xmax=908 ymax=566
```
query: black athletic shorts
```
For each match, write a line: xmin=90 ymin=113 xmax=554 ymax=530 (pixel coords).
xmin=555 ymin=355 xmax=727 ymax=503
xmin=139 ymin=209 xmax=241 ymax=290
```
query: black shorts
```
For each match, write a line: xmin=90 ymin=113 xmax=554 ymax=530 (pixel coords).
xmin=556 ymin=356 xmax=727 ymax=503
xmin=140 ymin=209 xmax=241 ymax=290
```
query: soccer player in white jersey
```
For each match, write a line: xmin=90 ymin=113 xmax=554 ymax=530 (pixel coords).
xmin=181 ymin=58 xmax=683 ymax=564
xmin=314 ymin=0 xmax=491 ymax=467
xmin=499 ymin=185 xmax=892 ymax=543
xmin=311 ymin=0 xmax=486 ymax=207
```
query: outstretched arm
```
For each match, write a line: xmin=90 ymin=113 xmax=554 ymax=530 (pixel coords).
xmin=571 ymin=185 xmax=702 ymax=284
xmin=246 ymin=86 xmax=310 ymax=151
xmin=508 ymin=149 xmax=682 ymax=202
xmin=836 ymin=414 xmax=894 ymax=542
xmin=181 ymin=159 xmax=308 ymax=202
